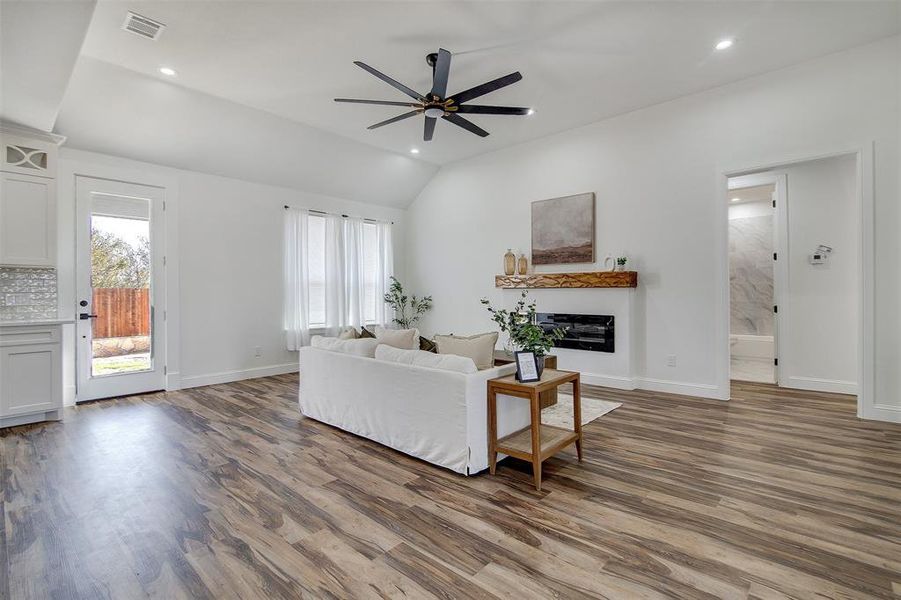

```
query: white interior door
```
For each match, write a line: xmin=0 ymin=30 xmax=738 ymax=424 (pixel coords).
xmin=75 ymin=177 xmax=166 ymax=401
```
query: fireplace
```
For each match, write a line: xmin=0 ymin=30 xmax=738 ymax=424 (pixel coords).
xmin=537 ymin=313 xmax=615 ymax=353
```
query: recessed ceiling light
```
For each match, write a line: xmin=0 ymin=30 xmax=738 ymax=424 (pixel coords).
xmin=159 ymin=66 xmax=177 ymax=76
xmin=527 ymin=108 xmax=535 ymax=115
xmin=715 ymin=39 xmax=734 ymax=51
xmin=410 ymin=148 xmax=419 ymax=154
xmin=731 ymin=197 xmax=741 ymax=203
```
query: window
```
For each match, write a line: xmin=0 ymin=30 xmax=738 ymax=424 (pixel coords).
xmin=294 ymin=212 xmax=393 ymax=330
xmin=307 ymin=214 xmax=326 ymax=327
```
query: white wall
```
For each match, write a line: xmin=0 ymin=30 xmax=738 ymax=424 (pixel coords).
xmin=406 ymin=37 xmax=899 ymax=417
xmin=780 ymin=155 xmax=858 ymax=393
xmin=56 ymin=147 xmax=406 ymax=401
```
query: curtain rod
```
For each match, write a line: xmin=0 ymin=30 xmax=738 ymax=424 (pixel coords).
xmin=284 ymin=205 xmax=393 ymax=225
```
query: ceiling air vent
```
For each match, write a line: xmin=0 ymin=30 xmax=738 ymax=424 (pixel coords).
xmin=122 ymin=11 xmax=166 ymax=40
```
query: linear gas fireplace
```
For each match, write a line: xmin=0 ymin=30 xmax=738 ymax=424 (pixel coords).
xmin=537 ymin=313 xmax=615 ymax=353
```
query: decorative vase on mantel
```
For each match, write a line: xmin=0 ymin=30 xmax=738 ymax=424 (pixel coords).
xmin=517 ymin=253 xmax=528 ymax=275
xmin=503 ymin=249 xmax=516 ymax=276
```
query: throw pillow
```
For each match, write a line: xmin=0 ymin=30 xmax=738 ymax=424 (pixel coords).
xmin=360 ymin=326 xmax=376 ymax=339
xmin=374 ymin=325 xmax=419 ymax=350
xmin=419 ymin=336 xmax=437 ymax=353
xmin=375 ymin=344 xmax=477 ymax=374
xmin=433 ymin=332 xmax=498 ymax=370
xmin=337 ymin=327 xmax=359 ymax=340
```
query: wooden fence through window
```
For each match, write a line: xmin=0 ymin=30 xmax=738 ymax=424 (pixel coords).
xmin=92 ymin=288 xmax=150 ymax=339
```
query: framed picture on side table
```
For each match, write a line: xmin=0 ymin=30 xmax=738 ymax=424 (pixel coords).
xmin=514 ymin=351 xmax=540 ymax=382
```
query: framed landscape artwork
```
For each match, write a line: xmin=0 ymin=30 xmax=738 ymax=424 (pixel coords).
xmin=531 ymin=192 xmax=596 ymax=265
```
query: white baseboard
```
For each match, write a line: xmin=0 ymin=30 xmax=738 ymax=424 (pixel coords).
xmin=571 ymin=372 xmax=725 ymax=400
xmin=860 ymin=403 xmax=901 ymax=423
xmin=177 ymin=363 xmax=299 ymax=390
xmin=636 ymin=377 xmax=726 ymax=400
xmin=785 ymin=376 xmax=857 ymax=395
xmin=579 ymin=372 xmax=637 ymax=390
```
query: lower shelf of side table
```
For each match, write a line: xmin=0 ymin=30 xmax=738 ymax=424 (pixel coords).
xmin=496 ymin=424 xmax=579 ymax=462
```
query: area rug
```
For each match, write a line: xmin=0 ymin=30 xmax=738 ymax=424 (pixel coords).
xmin=541 ymin=393 xmax=622 ymax=428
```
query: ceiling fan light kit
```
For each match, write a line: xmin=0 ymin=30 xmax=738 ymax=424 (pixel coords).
xmin=335 ymin=48 xmax=531 ymax=142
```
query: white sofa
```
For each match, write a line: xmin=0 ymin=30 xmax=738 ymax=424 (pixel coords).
xmin=298 ymin=345 xmax=531 ymax=474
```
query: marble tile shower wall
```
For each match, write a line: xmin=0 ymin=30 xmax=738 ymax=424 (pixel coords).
xmin=0 ymin=267 xmax=58 ymax=321
xmin=730 ymin=215 xmax=774 ymax=336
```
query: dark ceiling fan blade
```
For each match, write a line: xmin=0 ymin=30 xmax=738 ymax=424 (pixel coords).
xmin=442 ymin=113 xmax=489 ymax=137
xmin=353 ymin=61 xmax=424 ymax=101
xmin=367 ymin=110 xmax=420 ymax=130
xmin=455 ymin=105 xmax=530 ymax=115
xmin=430 ymin=48 xmax=451 ymax=99
xmin=335 ymin=98 xmax=419 ymax=107
xmin=448 ymin=72 xmax=522 ymax=105
xmin=424 ymin=116 xmax=437 ymax=141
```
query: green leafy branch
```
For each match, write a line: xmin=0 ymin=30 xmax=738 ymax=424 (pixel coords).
xmin=480 ymin=290 xmax=565 ymax=357
xmin=383 ymin=276 xmax=433 ymax=329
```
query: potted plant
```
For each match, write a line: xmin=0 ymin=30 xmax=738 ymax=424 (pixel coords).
xmin=615 ymin=256 xmax=628 ymax=272
xmin=383 ymin=276 xmax=432 ymax=329
xmin=480 ymin=291 xmax=566 ymax=377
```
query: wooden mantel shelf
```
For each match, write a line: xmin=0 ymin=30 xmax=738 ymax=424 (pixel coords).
xmin=495 ymin=271 xmax=638 ymax=289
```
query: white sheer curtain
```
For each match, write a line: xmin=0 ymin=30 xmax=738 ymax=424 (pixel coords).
xmin=323 ymin=213 xmax=347 ymax=335
xmin=340 ymin=217 xmax=366 ymax=332
xmin=373 ymin=222 xmax=394 ymax=326
xmin=285 ymin=209 xmax=393 ymax=349
xmin=284 ymin=208 xmax=311 ymax=351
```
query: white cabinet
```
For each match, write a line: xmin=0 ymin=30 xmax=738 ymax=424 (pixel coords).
xmin=2 ymin=132 xmax=57 ymax=177
xmin=0 ymin=172 xmax=57 ymax=266
xmin=0 ymin=323 xmax=63 ymax=427
xmin=0 ymin=126 xmax=61 ymax=267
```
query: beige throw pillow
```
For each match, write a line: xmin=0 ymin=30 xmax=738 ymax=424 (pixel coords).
xmin=337 ymin=327 xmax=359 ymax=340
xmin=374 ymin=326 xmax=419 ymax=350
xmin=433 ymin=332 xmax=498 ymax=370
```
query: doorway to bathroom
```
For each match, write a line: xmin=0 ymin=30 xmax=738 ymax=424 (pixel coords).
xmin=728 ymin=175 xmax=777 ymax=384
xmin=726 ymin=153 xmax=860 ymax=396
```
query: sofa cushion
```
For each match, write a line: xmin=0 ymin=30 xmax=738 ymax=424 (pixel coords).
xmin=375 ymin=344 xmax=477 ymax=374
xmin=337 ymin=327 xmax=359 ymax=340
xmin=374 ymin=326 xmax=419 ymax=350
xmin=311 ymin=336 xmax=379 ymax=357
xmin=433 ymin=332 xmax=498 ymax=370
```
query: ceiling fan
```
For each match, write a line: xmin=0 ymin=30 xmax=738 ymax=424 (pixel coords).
xmin=334 ymin=48 xmax=530 ymax=141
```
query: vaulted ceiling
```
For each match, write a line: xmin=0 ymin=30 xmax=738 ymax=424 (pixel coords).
xmin=2 ymin=1 xmax=899 ymax=206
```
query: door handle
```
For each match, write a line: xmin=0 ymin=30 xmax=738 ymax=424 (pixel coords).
xmin=79 ymin=313 xmax=98 ymax=320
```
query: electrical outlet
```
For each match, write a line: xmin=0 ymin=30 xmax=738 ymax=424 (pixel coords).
xmin=666 ymin=354 xmax=677 ymax=367
xmin=253 ymin=346 xmax=262 ymax=358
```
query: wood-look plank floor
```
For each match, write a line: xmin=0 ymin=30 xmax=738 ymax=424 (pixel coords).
xmin=2 ymin=375 xmax=900 ymax=599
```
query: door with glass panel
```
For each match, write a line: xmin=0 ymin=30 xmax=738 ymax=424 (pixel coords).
xmin=75 ymin=177 xmax=166 ymax=401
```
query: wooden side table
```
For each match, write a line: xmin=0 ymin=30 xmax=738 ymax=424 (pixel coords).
xmin=487 ymin=369 xmax=582 ymax=491
xmin=493 ymin=351 xmax=558 ymax=408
